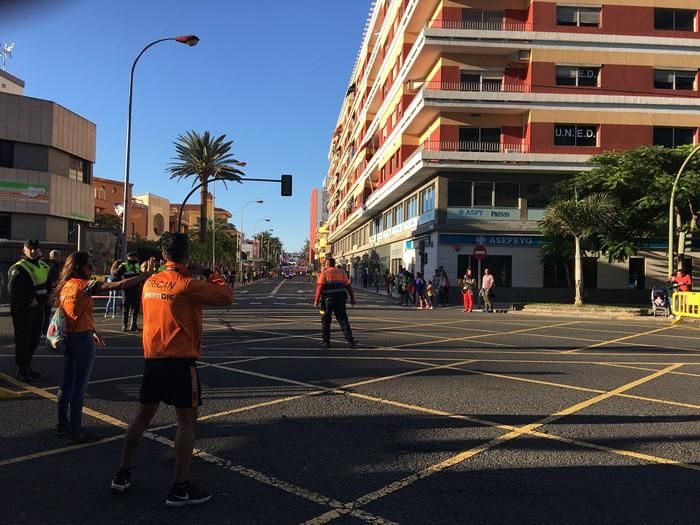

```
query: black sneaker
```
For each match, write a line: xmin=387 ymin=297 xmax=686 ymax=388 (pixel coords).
xmin=165 ymin=481 xmax=211 ymax=507
xmin=319 ymin=341 xmax=331 ymax=349
xmin=111 ymin=468 xmax=132 ymax=492
xmin=67 ymin=430 xmax=103 ymax=445
xmin=348 ymin=339 xmax=359 ymax=348
xmin=15 ymin=368 xmax=32 ymax=383
xmin=54 ymin=422 xmax=70 ymax=436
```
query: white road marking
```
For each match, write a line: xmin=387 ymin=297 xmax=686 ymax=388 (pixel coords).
xmin=270 ymin=279 xmax=285 ymax=296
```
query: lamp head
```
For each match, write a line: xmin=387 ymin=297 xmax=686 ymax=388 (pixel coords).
xmin=256 ymin=200 xmax=263 ymax=204
xmin=175 ymin=35 xmax=200 ymax=46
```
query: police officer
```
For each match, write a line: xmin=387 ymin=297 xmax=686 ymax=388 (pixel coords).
xmin=112 ymin=252 xmax=142 ymax=331
xmin=313 ymin=257 xmax=358 ymax=349
xmin=8 ymin=239 xmax=50 ymax=382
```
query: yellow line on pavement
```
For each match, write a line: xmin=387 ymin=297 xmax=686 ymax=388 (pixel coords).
xmin=395 ymin=358 xmax=700 ymax=411
xmin=302 ymin=363 xmax=687 ymax=524
xmin=560 ymin=326 xmax=677 ymax=354
xmin=595 ymin=361 xmax=700 ymax=379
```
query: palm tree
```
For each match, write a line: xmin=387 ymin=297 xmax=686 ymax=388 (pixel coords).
xmin=167 ymin=131 xmax=245 ymax=242
xmin=541 ymin=192 xmax=618 ymax=306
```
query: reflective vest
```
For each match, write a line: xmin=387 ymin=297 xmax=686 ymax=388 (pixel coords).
xmin=10 ymin=258 xmax=50 ymax=297
xmin=121 ymin=261 xmax=141 ymax=279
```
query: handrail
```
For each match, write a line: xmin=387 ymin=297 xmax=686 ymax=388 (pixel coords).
xmin=429 ymin=19 xmax=533 ymax=32
xmin=424 ymin=81 xmax=531 ymax=93
xmin=422 ymin=141 xmax=530 ymax=153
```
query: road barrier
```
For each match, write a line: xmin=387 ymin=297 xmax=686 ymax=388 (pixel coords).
xmin=671 ymin=292 xmax=700 ymax=319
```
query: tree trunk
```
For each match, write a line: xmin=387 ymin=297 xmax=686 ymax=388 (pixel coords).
xmin=199 ymin=177 xmax=208 ymax=243
xmin=574 ymin=235 xmax=583 ymax=306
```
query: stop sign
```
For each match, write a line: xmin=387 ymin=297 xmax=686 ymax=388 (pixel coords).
xmin=473 ymin=243 xmax=487 ymax=261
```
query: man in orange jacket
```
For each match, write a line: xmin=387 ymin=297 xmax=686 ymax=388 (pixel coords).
xmin=111 ymin=233 xmax=233 ymax=507
xmin=314 ymin=257 xmax=357 ymax=349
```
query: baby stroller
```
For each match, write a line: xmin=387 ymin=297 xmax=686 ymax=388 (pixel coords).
xmin=651 ymin=286 xmax=670 ymax=317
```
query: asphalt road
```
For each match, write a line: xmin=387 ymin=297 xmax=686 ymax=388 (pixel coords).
xmin=1 ymin=277 xmax=699 ymax=525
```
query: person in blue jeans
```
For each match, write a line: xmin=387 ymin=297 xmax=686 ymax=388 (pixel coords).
xmin=54 ymin=251 xmax=151 ymax=444
xmin=104 ymin=260 xmax=122 ymax=318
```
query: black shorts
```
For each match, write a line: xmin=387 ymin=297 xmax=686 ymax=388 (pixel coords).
xmin=139 ymin=359 xmax=202 ymax=408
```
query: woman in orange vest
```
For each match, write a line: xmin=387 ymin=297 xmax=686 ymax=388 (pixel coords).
xmin=54 ymin=251 xmax=153 ymax=444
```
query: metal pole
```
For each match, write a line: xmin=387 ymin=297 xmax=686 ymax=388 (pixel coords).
xmin=212 ymin=179 xmax=216 ymax=269
xmin=667 ymin=144 xmax=700 ymax=276
xmin=121 ymin=37 xmax=178 ymax=262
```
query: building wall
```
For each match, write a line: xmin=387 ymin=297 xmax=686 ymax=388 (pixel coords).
xmin=93 ymin=177 xmax=147 ymax=238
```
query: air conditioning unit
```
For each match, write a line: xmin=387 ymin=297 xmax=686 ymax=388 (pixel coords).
xmin=517 ymin=50 xmax=531 ymax=62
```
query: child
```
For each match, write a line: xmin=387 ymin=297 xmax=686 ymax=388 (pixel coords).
xmin=425 ymin=281 xmax=434 ymax=310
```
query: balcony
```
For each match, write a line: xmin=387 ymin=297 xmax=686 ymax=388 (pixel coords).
xmin=425 ymin=81 xmax=531 ymax=93
xmin=422 ymin=141 xmax=529 ymax=154
xmin=428 ymin=19 xmax=532 ymax=32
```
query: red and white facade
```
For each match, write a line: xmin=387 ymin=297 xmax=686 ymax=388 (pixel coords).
xmin=324 ymin=0 xmax=700 ymax=295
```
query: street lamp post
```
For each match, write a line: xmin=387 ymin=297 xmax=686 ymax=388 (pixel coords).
xmin=121 ymin=34 xmax=199 ymax=261
xmin=239 ymin=200 xmax=263 ymax=281
xmin=667 ymin=144 xmax=700 ymax=276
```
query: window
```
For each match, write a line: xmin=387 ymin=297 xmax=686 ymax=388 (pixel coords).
xmin=0 ymin=212 xmax=10 ymax=238
xmin=0 ymin=140 xmax=13 ymax=168
xmin=420 ymin=185 xmax=435 ymax=213
xmin=405 ymin=195 xmax=418 ymax=219
xmin=394 ymin=203 xmax=403 ymax=225
xmin=526 ymin=183 xmax=550 ymax=208
xmin=495 ymin=183 xmax=520 ymax=207
xmin=461 ymin=9 xmax=503 ymax=30
xmin=459 ymin=127 xmax=501 ymax=152
xmin=653 ymin=127 xmax=696 ymax=148
xmin=473 ymin=182 xmax=493 ymax=207
xmin=653 ymin=69 xmax=696 ymax=90
xmin=483 ymin=255 xmax=512 ymax=287
xmin=555 ymin=66 xmax=600 ymax=87
xmin=554 ymin=124 xmax=598 ymax=147
xmin=459 ymin=70 xmax=503 ymax=91
xmin=629 ymin=257 xmax=645 ymax=290
xmin=654 ymin=8 xmax=695 ymax=31
xmin=94 ymin=187 xmax=106 ymax=200
xmin=382 ymin=210 xmax=393 ymax=230
xmin=448 ymin=181 xmax=472 ymax=207
xmin=69 ymin=156 xmax=87 ymax=182
xmin=557 ymin=6 xmax=600 ymax=27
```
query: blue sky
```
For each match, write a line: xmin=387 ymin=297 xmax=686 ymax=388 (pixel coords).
xmin=2 ymin=0 xmax=372 ymax=251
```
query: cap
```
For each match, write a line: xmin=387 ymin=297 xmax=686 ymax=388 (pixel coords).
xmin=127 ymin=251 xmax=139 ymax=259
xmin=24 ymin=239 xmax=40 ymax=249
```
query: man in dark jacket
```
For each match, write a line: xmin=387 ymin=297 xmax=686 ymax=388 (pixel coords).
xmin=313 ymin=257 xmax=357 ymax=349
xmin=112 ymin=252 xmax=142 ymax=331
xmin=8 ymin=239 xmax=50 ymax=382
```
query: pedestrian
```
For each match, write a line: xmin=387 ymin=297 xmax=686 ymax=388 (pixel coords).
xmin=54 ymin=251 xmax=153 ymax=443
xmin=374 ymin=269 xmax=380 ymax=293
xmin=42 ymin=249 xmax=63 ymax=336
xmin=461 ymin=269 xmax=477 ymax=312
xmin=8 ymin=239 xmax=50 ymax=382
xmin=314 ymin=257 xmax=357 ymax=349
xmin=431 ymin=268 xmax=442 ymax=306
xmin=439 ymin=266 xmax=450 ymax=306
xmin=362 ymin=268 xmax=369 ymax=288
xmin=112 ymin=252 xmax=142 ymax=331
xmin=415 ymin=272 xmax=427 ymax=309
xmin=481 ymin=268 xmax=495 ymax=312
xmin=111 ymin=233 xmax=233 ymax=506
xmin=104 ymin=260 xmax=123 ymax=318
xmin=671 ymin=269 xmax=692 ymax=292
xmin=385 ymin=270 xmax=392 ymax=295
xmin=426 ymin=281 xmax=435 ymax=309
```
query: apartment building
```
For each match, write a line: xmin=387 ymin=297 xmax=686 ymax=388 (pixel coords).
xmin=309 ymin=188 xmax=329 ymax=269
xmin=324 ymin=0 xmax=700 ymax=298
xmin=0 ymin=70 xmax=95 ymax=272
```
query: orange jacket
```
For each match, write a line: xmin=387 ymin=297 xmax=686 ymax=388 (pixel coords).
xmin=142 ymin=262 xmax=233 ymax=359
xmin=314 ymin=266 xmax=355 ymax=304
xmin=60 ymin=278 xmax=99 ymax=333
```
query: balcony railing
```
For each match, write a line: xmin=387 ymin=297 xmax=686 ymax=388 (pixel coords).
xmin=425 ymin=81 xmax=531 ymax=93
xmin=422 ymin=141 xmax=530 ymax=154
xmin=429 ymin=19 xmax=533 ymax=32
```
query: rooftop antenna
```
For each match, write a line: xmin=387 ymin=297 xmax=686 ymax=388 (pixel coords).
xmin=1 ymin=42 xmax=15 ymax=71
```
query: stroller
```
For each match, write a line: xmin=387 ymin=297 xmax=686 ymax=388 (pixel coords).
xmin=651 ymin=286 xmax=670 ymax=317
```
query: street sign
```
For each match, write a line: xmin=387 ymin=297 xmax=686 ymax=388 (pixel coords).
xmin=473 ymin=244 xmax=487 ymax=261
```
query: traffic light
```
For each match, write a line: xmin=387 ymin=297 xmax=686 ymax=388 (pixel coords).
xmin=281 ymin=174 xmax=293 ymax=196
xmin=678 ymin=231 xmax=693 ymax=254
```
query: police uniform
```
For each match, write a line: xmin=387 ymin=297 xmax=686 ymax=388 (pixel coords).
xmin=113 ymin=254 xmax=142 ymax=331
xmin=9 ymin=249 xmax=50 ymax=379
xmin=314 ymin=264 xmax=357 ymax=348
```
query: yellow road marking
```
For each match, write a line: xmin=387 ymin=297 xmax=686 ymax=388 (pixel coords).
xmin=0 ymin=374 xmax=394 ymax=524
xmin=303 ymin=363 xmax=687 ymax=524
xmin=560 ymin=326 xmax=677 ymax=354
xmin=595 ymin=361 xmax=700 ymax=379
xmin=395 ymin=358 xmax=700 ymax=411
